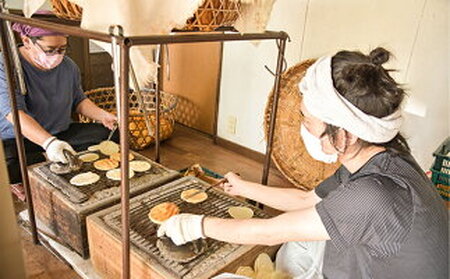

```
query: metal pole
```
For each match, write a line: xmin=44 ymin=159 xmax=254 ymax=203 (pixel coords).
xmin=0 ymin=12 xmax=113 ymax=42
xmin=109 ymin=25 xmax=123 ymax=124
xmin=154 ymin=45 xmax=163 ymax=163
xmin=1 ymin=6 xmax=27 ymax=95
xmin=128 ymin=31 xmax=288 ymax=46
xmin=130 ymin=63 xmax=154 ymax=138
xmin=0 ymin=19 xmax=39 ymax=244
xmin=213 ymin=41 xmax=224 ymax=144
xmin=261 ymin=38 xmax=287 ymax=185
xmin=119 ymin=41 xmax=131 ymax=279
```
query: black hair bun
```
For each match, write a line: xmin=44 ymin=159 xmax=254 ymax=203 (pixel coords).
xmin=369 ymin=47 xmax=390 ymax=66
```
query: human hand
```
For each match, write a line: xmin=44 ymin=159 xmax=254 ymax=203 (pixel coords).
xmin=101 ymin=111 xmax=117 ymax=130
xmin=222 ymin=172 xmax=248 ymax=197
xmin=43 ymin=137 xmax=75 ymax=164
xmin=157 ymin=214 xmax=205 ymax=246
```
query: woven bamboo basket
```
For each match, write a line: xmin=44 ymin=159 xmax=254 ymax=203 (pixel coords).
xmin=264 ymin=60 xmax=340 ymax=191
xmin=79 ymin=87 xmax=177 ymax=150
xmin=50 ymin=0 xmax=82 ymax=21
xmin=50 ymin=0 xmax=241 ymax=31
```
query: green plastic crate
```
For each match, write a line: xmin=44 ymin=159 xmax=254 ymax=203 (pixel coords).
xmin=436 ymin=184 xmax=450 ymax=201
xmin=431 ymin=168 xmax=450 ymax=186
xmin=432 ymin=137 xmax=450 ymax=175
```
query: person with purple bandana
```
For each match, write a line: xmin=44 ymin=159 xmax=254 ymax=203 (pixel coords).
xmin=0 ymin=22 xmax=118 ymax=188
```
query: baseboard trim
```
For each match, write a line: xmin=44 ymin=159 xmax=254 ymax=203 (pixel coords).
xmin=214 ymin=137 xmax=266 ymax=163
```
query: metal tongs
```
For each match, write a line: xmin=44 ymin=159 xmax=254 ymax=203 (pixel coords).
xmin=106 ymin=123 xmax=118 ymax=142
xmin=49 ymin=149 xmax=82 ymax=174
xmin=63 ymin=149 xmax=82 ymax=171
xmin=183 ymin=178 xmax=228 ymax=200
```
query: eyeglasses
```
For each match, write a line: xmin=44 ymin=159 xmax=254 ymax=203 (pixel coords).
xmin=33 ymin=41 xmax=68 ymax=56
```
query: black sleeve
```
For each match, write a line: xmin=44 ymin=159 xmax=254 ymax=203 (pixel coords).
xmin=316 ymin=175 xmax=413 ymax=257
xmin=315 ymin=167 xmax=343 ymax=198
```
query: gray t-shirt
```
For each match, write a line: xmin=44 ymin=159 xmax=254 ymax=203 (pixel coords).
xmin=315 ymin=151 xmax=448 ymax=279
xmin=0 ymin=52 xmax=86 ymax=139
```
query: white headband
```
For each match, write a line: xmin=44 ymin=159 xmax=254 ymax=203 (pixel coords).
xmin=299 ymin=56 xmax=403 ymax=143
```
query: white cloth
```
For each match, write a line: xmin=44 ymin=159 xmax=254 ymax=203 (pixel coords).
xmin=234 ymin=0 xmax=277 ymax=33
xmin=157 ymin=214 xmax=205 ymax=246
xmin=212 ymin=241 xmax=325 ymax=279
xmin=72 ymin=0 xmax=204 ymax=87
xmin=299 ymin=56 xmax=403 ymax=143
xmin=276 ymin=241 xmax=325 ymax=279
xmin=23 ymin=0 xmax=46 ymax=18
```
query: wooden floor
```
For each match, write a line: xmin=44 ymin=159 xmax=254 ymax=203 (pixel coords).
xmin=15 ymin=125 xmax=294 ymax=278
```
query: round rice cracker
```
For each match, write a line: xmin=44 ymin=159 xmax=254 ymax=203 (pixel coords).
xmin=180 ymin=189 xmax=208 ymax=204
xmin=78 ymin=153 xmax=99 ymax=162
xmin=87 ymin=144 xmax=100 ymax=151
xmin=106 ymin=168 xmax=135 ymax=181
xmin=93 ymin=158 xmax=119 ymax=171
xmin=148 ymin=202 xmax=180 ymax=225
xmin=70 ymin=172 xmax=100 ymax=186
xmin=129 ymin=160 xmax=151 ymax=172
xmin=98 ymin=140 xmax=120 ymax=156
xmin=228 ymin=206 xmax=254 ymax=219
xmin=110 ymin=152 xmax=135 ymax=162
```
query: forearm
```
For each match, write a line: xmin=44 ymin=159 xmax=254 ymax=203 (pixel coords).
xmin=239 ymin=181 xmax=321 ymax=212
xmin=76 ymin=99 xmax=108 ymax=122
xmin=6 ymin=111 xmax=51 ymax=146
xmin=203 ymin=207 xmax=330 ymax=246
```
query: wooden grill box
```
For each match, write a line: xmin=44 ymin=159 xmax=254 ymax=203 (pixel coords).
xmin=28 ymin=151 xmax=180 ymax=258
xmin=87 ymin=176 xmax=279 ymax=279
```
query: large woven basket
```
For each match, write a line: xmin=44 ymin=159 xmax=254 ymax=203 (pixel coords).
xmin=50 ymin=0 xmax=241 ymax=31
xmin=264 ymin=60 xmax=340 ymax=191
xmin=79 ymin=87 xmax=177 ymax=150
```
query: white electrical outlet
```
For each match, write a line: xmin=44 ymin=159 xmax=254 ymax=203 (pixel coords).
xmin=227 ymin=115 xmax=237 ymax=135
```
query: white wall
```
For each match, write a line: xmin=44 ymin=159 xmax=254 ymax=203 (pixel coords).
xmin=218 ymin=0 xmax=449 ymax=170
xmin=218 ymin=0 xmax=308 ymax=153
xmin=402 ymin=0 xmax=448 ymax=168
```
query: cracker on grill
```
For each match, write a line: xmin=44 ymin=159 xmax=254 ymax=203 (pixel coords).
xmin=109 ymin=152 xmax=135 ymax=162
xmin=79 ymin=153 xmax=99 ymax=163
xmin=70 ymin=172 xmax=100 ymax=186
xmin=228 ymin=206 xmax=254 ymax=219
xmin=180 ymin=188 xmax=208 ymax=204
xmin=106 ymin=168 xmax=135 ymax=181
xmin=93 ymin=158 xmax=119 ymax=171
xmin=87 ymin=144 xmax=100 ymax=151
xmin=148 ymin=202 xmax=180 ymax=225
xmin=129 ymin=160 xmax=152 ymax=172
xmin=98 ymin=140 xmax=119 ymax=156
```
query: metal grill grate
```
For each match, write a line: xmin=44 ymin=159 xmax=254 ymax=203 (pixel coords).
xmin=100 ymin=176 xmax=271 ymax=279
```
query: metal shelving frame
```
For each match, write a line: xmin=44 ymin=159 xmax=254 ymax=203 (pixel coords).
xmin=0 ymin=11 xmax=288 ymax=279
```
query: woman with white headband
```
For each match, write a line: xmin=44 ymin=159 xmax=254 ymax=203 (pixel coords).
xmin=159 ymin=48 xmax=448 ymax=279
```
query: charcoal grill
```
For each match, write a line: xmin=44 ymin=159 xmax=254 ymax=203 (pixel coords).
xmin=28 ymin=150 xmax=180 ymax=258
xmin=87 ymin=176 xmax=279 ymax=279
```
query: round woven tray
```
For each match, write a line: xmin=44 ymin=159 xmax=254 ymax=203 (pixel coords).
xmin=79 ymin=87 xmax=177 ymax=150
xmin=50 ymin=0 xmax=241 ymax=31
xmin=264 ymin=60 xmax=340 ymax=191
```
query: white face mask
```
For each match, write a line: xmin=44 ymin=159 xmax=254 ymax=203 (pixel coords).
xmin=300 ymin=124 xmax=338 ymax=164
